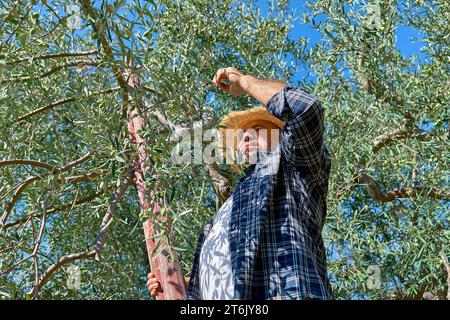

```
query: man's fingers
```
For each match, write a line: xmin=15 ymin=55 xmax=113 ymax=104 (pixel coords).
xmin=150 ymin=289 xmax=158 ymax=297
xmin=218 ymin=82 xmax=230 ymax=92
xmin=148 ymin=282 xmax=161 ymax=297
xmin=217 ymin=78 xmax=230 ymax=92
xmin=212 ymin=67 xmax=244 ymax=85
xmin=147 ymin=278 xmax=157 ymax=286
xmin=212 ymin=69 xmax=231 ymax=92
xmin=212 ymin=69 xmax=225 ymax=86
xmin=148 ymin=283 xmax=159 ymax=290
xmin=146 ymin=272 xmax=163 ymax=297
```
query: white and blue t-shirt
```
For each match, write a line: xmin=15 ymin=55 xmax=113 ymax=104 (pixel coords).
xmin=198 ymin=195 xmax=235 ymax=300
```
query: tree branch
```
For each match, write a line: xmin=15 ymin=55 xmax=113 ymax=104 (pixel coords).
xmin=150 ymin=108 xmax=190 ymax=138
xmin=28 ymin=249 xmax=96 ymax=298
xmin=143 ymin=99 xmax=229 ymax=209
xmin=3 ymin=189 xmax=105 ymax=230
xmin=372 ymin=126 xmax=430 ymax=153
xmin=359 ymin=173 xmax=450 ymax=202
xmin=31 ymin=199 xmax=48 ymax=299
xmin=0 ymin=159 xmax=56 ymax=171
xmin=94 ymin=175 xmax=133 ymax=261
xmin=1 ymin=176 xmax=40 ymax=227
xmin=6 ymin=49 xmax=99 ymax=65
xmin=143 ymin=99 xmax=216 ymax=138
xmin=0 ymin=152 xmax=94 ymax=173
xmin=1 ymin=152 xmax=93 ymax=227
xmin=2 ymin=60 xmax=100 ymax=84
xmin=79 ymin=0 xmax=128 ymax=89
xmin=27 ymin=176 xmax=132 ymax=298
xmin=16 ymin=87 xmax=121 ymax=121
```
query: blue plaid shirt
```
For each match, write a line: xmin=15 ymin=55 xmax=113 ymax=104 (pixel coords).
xmin=187 ymin=86 xmax=333 ymax=300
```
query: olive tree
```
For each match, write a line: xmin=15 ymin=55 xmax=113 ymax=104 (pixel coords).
xmin=0 ymin=0 xmax=304 ymax=299
xmin=0 ymin=0 xmax=448 ymax=300
xmin=304 ymin=0 xmax=449 ymax=299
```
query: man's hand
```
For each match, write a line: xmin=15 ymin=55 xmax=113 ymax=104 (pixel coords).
xmin=212 ymin=67 xmax=248 ymax=96
xmin=212 ymin=67 xmax=288 ymax=105
xmin=147 ymin=272 xmax=162 ymax=298
xmin=146 ymin=272 xmax=190 ymax=298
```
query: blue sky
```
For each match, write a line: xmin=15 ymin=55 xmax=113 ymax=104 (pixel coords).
xmin=42 ymin=0 xmax=426 ymax=68
xmin=256 ymin=0 xmax=426 ymax=58
xmin=251 ymin=0 xmax=427 ymax=83
xmin=33 ymin=0 xmax=426 ymax=59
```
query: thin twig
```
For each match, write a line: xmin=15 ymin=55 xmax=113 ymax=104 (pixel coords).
xmin=6 ymin=49 xmax=99 ymax=65
xmin=0 ymin=198 xmax=48 ymax=279
xmin=0 ymin=0 xmax=20 ymax=33
xmin=8 ymin=13 xmax=74 ymax=56
xmin=27 ymin=175 xmax=133 ymax=298
xmin=31 ymin=199 xmax=48 ymax=299
xmin=94 ymin=175 xmax=133 ymax=261
xmin=359 ymin=173 xmax=450 ymax=202
xmin=0 ymin=152 xmax=93 ymax=227
xmin=16 ymin=87 xmax=120 ymax=122
xmin=2 ymin=60 xmax=100 ymax=83
xmin=0 ymin=1 xmax=35 ymax=50
xmin=28 ymin=250 xmax=96 ymax=298
xmin=3 ymin=189 xmax=105 ymax=230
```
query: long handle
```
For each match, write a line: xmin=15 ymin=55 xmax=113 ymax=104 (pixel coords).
xmin=126 ymin=67 xmax=186 ymax=300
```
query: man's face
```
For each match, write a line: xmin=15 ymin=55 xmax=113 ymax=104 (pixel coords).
xmin=237 ymin=124 xmax=280 ymax=163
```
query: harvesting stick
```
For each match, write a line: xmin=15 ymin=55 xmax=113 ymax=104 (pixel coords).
xmin=126 ymin=68 xmax=186 ymax=300
xmin=78 ymin=0 xmax=186 ymax=299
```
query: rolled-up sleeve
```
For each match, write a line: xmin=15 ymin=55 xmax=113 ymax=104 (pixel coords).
xmin=266 ymin=86 xmax=327 ymax=182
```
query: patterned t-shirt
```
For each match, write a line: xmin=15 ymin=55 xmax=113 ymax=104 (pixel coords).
xmin=198 ymin=195 xmax=235 ymax=300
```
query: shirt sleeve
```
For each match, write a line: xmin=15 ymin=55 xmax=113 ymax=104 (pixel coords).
xmin=266 ymin=85 xmax=327 ymax=182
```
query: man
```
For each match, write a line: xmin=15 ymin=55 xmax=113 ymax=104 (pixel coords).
xmin=147 ymin=67 xmax=333 ymax=300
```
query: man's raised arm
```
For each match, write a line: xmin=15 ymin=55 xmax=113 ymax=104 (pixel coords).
xmin=238 ymin=75 xmax=288 ymax=106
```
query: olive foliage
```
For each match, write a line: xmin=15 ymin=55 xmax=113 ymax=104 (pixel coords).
xmin=0 ymin=0 xmax=448 ymax=299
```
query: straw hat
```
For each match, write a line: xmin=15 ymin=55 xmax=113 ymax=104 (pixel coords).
xmin=217 ymin=106 xmax=285 ymax=168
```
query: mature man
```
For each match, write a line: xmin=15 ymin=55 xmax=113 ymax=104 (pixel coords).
xmin=148 ymin=67 xmax=333 ymax=300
